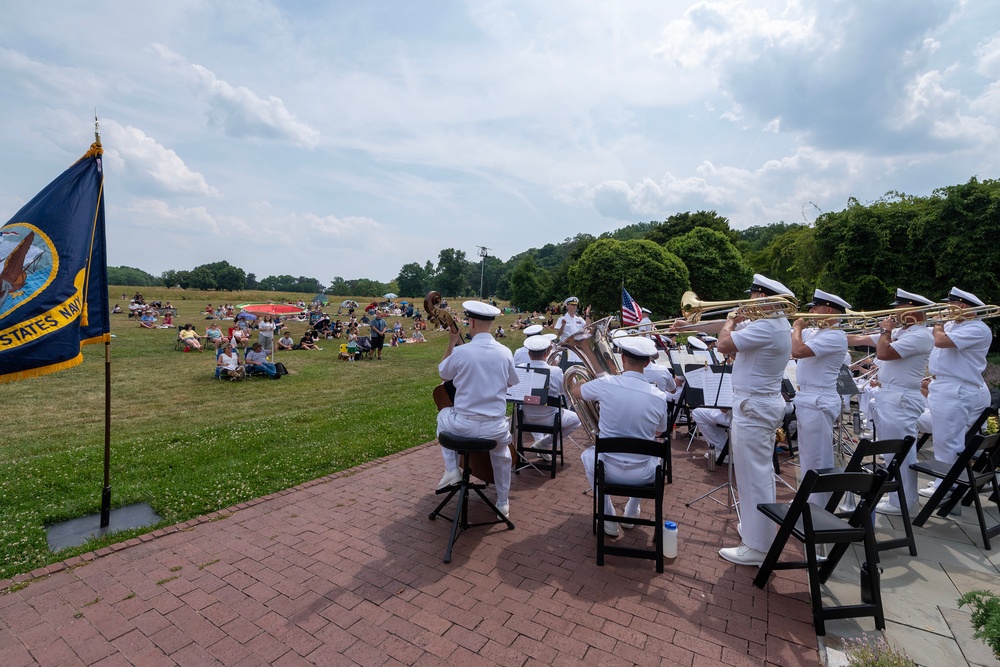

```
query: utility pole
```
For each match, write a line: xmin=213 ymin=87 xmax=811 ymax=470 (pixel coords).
xmin=477 ymin=246 xmax=490 ymax=299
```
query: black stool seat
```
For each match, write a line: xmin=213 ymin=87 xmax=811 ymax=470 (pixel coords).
xmin=439 ymin=432 xmax=498 ymax=453
xmin=430 ymin=431 xmax=514 ymax=564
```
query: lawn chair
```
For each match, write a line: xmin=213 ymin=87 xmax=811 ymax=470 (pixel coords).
xmin=356 ymin=336 xmax=373 ymax=360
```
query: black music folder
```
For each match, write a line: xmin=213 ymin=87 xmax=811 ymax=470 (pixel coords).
xmin=506 ymin=366 xmax=551 ymax=405
xmin=683 ymin=363 xmax=733 ymax=409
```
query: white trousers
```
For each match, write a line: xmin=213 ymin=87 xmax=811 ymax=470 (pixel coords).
xmin=928 ymin=380 xmax=990 ymax=472
xmin=437 ymin=408 xmax=512 ymax=505
xmin=692 ymin=408 xmax=731 ymax=449
xmin=793 ymin=392 xmax=841 ymax=508
xmin=522 ymin=409 xmax=582 ymax=443
xmin=873 ymin=388 xmax=925 ymax=508
xmin=580 ymin=447 xmax=658 ymax=517
xmin=731 ymin=394 xmax=787 ymax=552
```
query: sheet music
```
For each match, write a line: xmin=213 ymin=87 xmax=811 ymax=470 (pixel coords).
xmin=506 ymin=366 xmax=550 ymax=404
xmin=668 ymin=350 xmax=712 ymax=376
xmin=784 ymin=358 xmax=798 ymax=388
xmin=683 ymin=365 xmax=733 ymax=408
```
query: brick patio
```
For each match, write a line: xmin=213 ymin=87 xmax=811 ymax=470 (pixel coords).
xmin=0 ymin=433 xmax=819 ymax=666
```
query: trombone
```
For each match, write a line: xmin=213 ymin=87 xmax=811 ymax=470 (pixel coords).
xmin=616 ymin=290 xmax=800 ymax=336
xmin=789 ymin=302 xmax=1000 ymax=332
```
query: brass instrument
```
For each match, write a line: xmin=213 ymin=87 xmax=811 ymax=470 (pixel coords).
xmin=547 ymin=316 xmax=621 ymax=444
xmin=923 ymin=303 xmax=1000 ymax=325
xmin=615 ymin=290 xmax=799 ymax=337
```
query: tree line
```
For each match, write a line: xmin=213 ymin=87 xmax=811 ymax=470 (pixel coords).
xmin=110 ymin=177 xmax=1000 ymax=319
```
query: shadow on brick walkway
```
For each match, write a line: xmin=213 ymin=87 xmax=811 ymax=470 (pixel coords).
xmin=0 ymin=434 xmax=820 ymax=666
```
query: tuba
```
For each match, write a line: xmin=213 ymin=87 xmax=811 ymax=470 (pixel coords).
xmin=547 ymin=316 xmax=621 ymax=444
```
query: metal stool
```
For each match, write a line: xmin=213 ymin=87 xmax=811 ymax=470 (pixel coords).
xmin=429 ymin=432 xmax=514 ymax=563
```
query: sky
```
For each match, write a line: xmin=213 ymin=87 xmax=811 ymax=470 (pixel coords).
xmin=1 ymin=1 xmax=998 ymax=286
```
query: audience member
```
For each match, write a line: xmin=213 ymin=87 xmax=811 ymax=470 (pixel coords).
xmin=179 ymin=324 xmax=203 ymax=351
xmin=246 ymin=343 xmax=280 ymax=379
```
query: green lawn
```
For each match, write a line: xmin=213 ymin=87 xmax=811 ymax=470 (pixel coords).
xmin=0 ymin=288 xmax=533 ymax=581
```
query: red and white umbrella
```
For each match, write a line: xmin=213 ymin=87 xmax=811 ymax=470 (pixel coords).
xmin=237 ymin=303 xmax=304 ymax=316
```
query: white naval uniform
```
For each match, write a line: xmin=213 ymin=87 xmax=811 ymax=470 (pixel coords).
xmin=437 ymin=332 xmax=520 ymax=506
xmin=691 ymin=408 xmax=731 ymax=450
xmin=579 ymin=372 xmax=670 ymax=517
xmin=520 ymin=359 xmax=582 ymax=440
xmin=556 ymin=313 xmax=587 ymax=362
xmin=730 ymin=317 xmax=792 ymax=553
xmin=866 ymin=325 xmax=933 ymax=509
xmin=927 ymin=319 xmax=992 ymax=473
xmin=794 ymin=327 xmax=848 ymax=508
xmin=512 ymin=346 xmax=530 ymax=367
xmin=643 ymin=363 xmax=677 ymax=394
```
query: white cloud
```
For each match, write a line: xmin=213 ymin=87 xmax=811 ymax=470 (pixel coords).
xmin=101 ymin=121 xmax=219 ymax=197
xmin=153 ymin=44 xmax=319 ymax=148
xmin=975 ymin=32 xmax=1000 ymax=77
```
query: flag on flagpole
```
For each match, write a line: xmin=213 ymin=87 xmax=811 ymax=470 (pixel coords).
xmin=621 ymin=288 xmax=643 ymax=327
xmin=0 ymin=142 xmax=110 ymax=383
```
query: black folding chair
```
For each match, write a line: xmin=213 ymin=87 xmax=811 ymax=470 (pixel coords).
xmin=911 ymin=431 xmax=1000 ymax=549
xmin=514 ymin=396 xmax=564 ymax=478
xmin=754 ymin=469 xmax=888 ymax=636
xmin=827 ymin=436 xmax=918 ymax=556
xmin=593 ymin=436 xmax=671 ymax=573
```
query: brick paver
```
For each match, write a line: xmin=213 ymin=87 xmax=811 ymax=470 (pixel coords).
xmin=0 ymin=433 xmax=819 ymax=665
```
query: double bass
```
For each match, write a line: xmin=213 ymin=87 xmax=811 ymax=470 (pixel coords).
xmin=425 ymin=291 xmax=515 ymax=484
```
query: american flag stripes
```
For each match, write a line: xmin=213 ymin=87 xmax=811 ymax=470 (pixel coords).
xmin=621 ymin=288 xmax=643 ymax=327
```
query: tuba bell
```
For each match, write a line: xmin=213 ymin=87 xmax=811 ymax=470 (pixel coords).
xmin=546 ymin=316 xmax=621 ymax=444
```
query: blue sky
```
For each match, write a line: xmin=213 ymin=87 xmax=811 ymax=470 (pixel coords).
xmin=0 ymin=1 xmax=997 ymax=285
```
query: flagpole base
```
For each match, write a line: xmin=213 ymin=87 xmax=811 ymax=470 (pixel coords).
xmin=100 ymin=486 xmax=112 ymax=527
xmin=46 ymin=503 xmax=161 ymax=552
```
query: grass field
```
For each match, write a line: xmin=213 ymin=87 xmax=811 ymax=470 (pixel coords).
xmin=0 ymin=288 xmax=535 ymax=582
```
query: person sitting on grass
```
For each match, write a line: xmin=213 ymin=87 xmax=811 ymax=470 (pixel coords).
xmin=179 ymin=324 xmax=203 ymax=351
xmin=160 ymin=311 xmax=174 ymax=328
xmin=245 ymin=343 xmax=280 ymax=379
xmin=298 ymin=331 xmax=321 ymax=350
xmin=112 ymin=303 xmax=123 ymax=314
xmin=277 ymin=332 xmax=295 ymax=350
xmin=412 ymin=330 xmax=425 ymax=342
xmin=139 ymin=310 xmax=156 ymax=328
xmin=217 ymin=342 xmax=241 ymax=379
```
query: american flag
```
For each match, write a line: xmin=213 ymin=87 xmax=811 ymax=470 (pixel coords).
xmin=621 ymin=288 xmax=643 ymax=327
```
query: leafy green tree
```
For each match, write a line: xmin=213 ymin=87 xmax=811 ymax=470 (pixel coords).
xmin=245 ymin=273 xmax=258 ymax=290
xmin=433 ymin=248 xmax=470 ymax=297
xmin=108 ymin=266 xmax=161 ymax=286
xmin=215 ymin=264 xmax=247 ymax=291
xmin=508 ymin=257 xmax=551 ymax=312
xmin=744 ymin=225 xmax=820 ymax=302
xmin=665 ymin=228 xmax=751 ymax=301
xmin=568 ymin=239 xmax=689 ymax=317
xmin=396 ymin=262 xmax=428 ymax=297
xmin=645 ymin=211 xmax=737 ymax=246
xmin=173 ymin=270 xmax=192 ymax=289
xmin=328 ymin=276 xmax=350 ymax=295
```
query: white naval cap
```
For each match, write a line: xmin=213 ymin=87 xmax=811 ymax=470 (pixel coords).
xmin=617 ymin=336 xmax=658 ymax=359
xmin=523 ymin=335 xmax=552 ymax=352
xmin=748 ymin=273 xmax=793 ymax=297
xmin=523 ymin=324 xmax=544 ymax=336
xmin=687 ymin=336 xmax=708 ymax=350
xmin=944 ymin=287 xmax=985 ymax=307
xmin=462 ymin=300 xmax=501 ymax=320
xmin=542 ymin=333 xmax=558 ymax=342
xmin=703 ymin=336 xmax=718 ymax=343
xmin=640 ymin=307 xmax=651 ymax=314
xmin=890 ymin=289 xmax=935 ymax=307
xmin=805 ymin=289 xmax=852 ymax=313
xmin=563 ymin=296 xmax=579 ymax=306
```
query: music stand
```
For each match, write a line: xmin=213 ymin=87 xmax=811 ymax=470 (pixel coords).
xmin=683 ymin=364 xmax=739 ymax=513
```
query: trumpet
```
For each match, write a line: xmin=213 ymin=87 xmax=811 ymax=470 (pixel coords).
xmin=616 ymin=290 xmax=799 ymax=336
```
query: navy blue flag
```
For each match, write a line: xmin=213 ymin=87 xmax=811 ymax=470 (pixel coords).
xmin=0 ymin=142 xmax=109 ymax=383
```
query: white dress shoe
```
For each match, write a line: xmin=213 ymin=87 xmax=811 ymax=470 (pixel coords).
xmin=603 ymin=521 xmax=620 ymax=537
xmin=719 ymin=543 xmax=767 ymax=566
xmin=621 ymin=508 xmax=640 ymax=530
xmin=918 ymin=485 xmax=939 ymax=498
xmin=875 ymin=499 xmax=918 ymax=516
xmin=436 ymin=468 xmax=462 ymax=491
xmin=496 ymin=502 xmax=509 ymax=518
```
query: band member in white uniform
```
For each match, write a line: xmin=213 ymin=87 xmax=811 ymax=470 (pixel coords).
xmin=691 ymin=407 xmax=731 ymax=454
xmin=513 ymin=324 xmax=546 ymax=366
xmin=715 ymin=274 xmax=794 ymax=565
xmin=919 ymin=287 xmax=993 ymax=498
xmin=791 ymin=289 xmax=851 ymax=509
xmin=520 ymin=335 xmax=582 ymax=454
xmin=555 ymin=296 xmax=591 ymax=363
xmin=848 ymin=289 xmax=934 ymax=515
xmin=572 ymin=337 xmax=670 ymax=537
xmin=436 ymin=301 xmax=520 ymax=518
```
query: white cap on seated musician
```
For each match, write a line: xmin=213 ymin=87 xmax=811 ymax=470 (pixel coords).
xmin=523 ymin=335 xmax=552 ymax=353
xmin=514 ymin=324 xmax=547 ymax=366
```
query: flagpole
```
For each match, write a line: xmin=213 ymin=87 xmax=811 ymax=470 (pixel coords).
xmin=90 ymin=113 xmax=113 ymax=528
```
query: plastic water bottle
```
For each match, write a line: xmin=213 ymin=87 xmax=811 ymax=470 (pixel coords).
xmin=662 ymin=521 xmax=678 ymax=558
xmin=707 ymin=444 xmax=716 ymax=471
